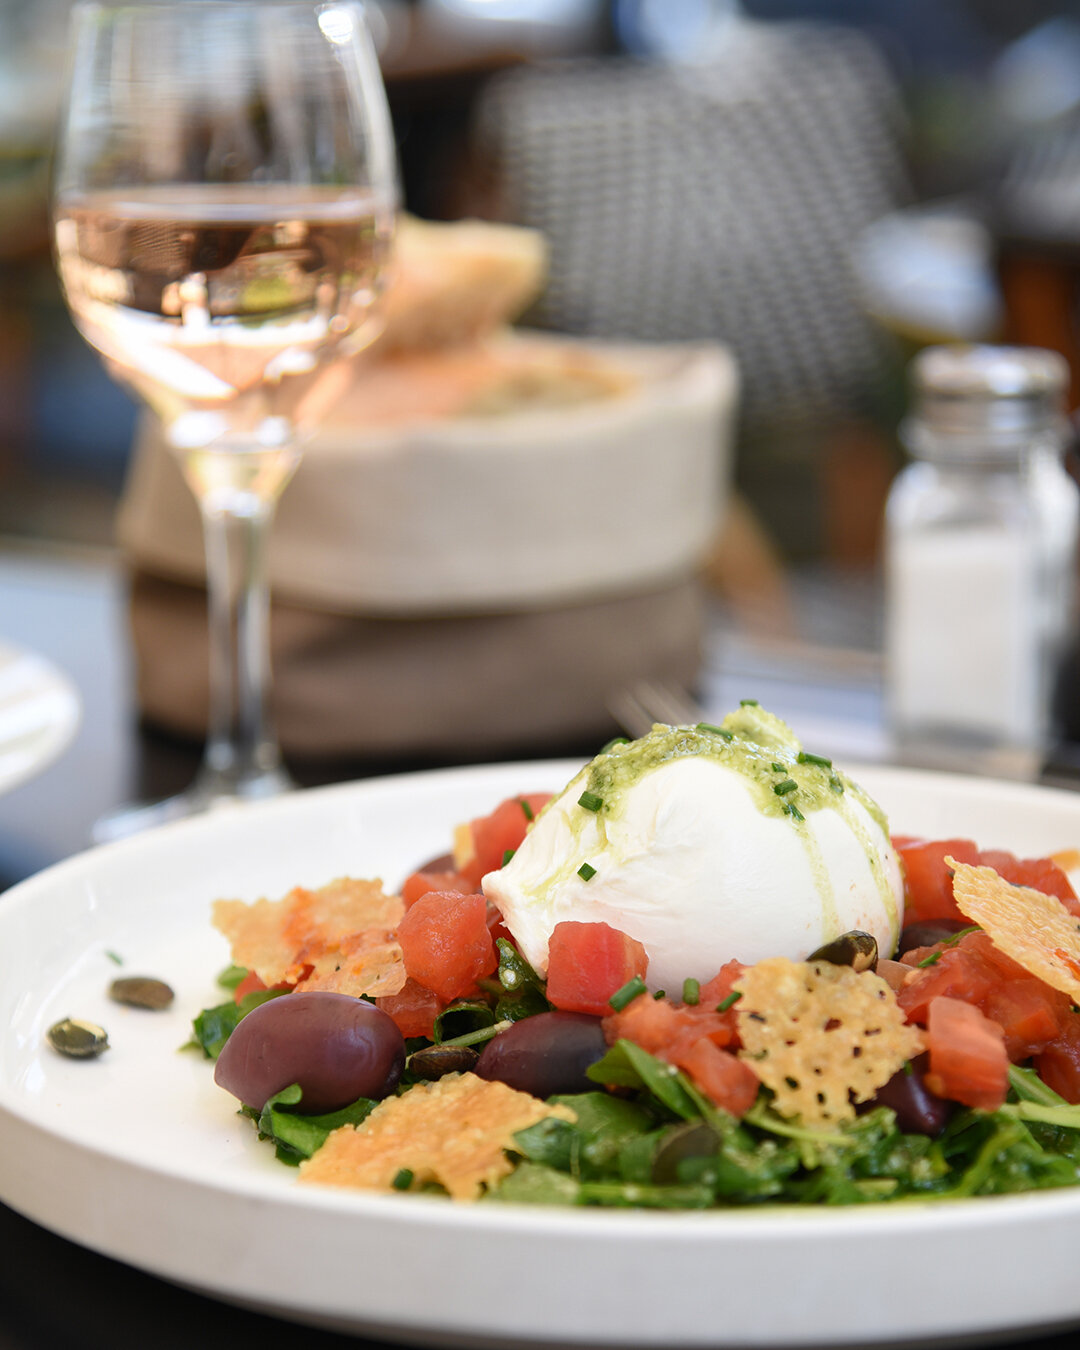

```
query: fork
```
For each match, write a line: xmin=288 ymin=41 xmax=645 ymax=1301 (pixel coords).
xmin=607 ymin=680 xmax=707 ymax=740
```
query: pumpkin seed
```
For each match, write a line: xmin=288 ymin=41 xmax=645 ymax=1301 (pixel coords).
xmin=807 ymin=930 xmax=878 ymax=973
xmin=109 ymin=976 xmax=175 ymax=1011
xmin=47 ymin=1018 xmax=109 ymax=1058
xmin=408 ymin=1045 xmax=479 ymax=1080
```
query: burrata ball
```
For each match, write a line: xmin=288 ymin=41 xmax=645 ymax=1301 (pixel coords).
xmin=482 ymin=705 xmax=903 ymax=992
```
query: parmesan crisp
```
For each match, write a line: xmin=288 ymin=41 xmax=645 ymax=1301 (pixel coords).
xmin=299 ymin=1072 xmax=575 ymax=1200
xmin=735 ymin=958 xmax=923 ymax=1128
xmin=212 ymin=876 xmax=405 ymax=994
xmin=949 ymin=858 xmax=1080 ymax=1002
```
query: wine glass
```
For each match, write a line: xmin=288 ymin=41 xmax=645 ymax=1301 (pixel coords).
xmin=51 ymin=1 xmax=397 ymax=838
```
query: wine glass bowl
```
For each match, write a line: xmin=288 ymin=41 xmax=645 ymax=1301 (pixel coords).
xmin=51 ymin=2 xmax=397 ymax=836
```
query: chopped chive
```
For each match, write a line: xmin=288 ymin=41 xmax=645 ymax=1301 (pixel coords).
xmin=105 ymin=949 xmax=123 ymax=966
xmin=773 ymin=779 xmax=798 ymax=795
xmin=696 ymin=721 xmax=734 ymax=741
xmin=578 ymin=790 xmax=604 ymax=813
xmin=797 ymin=751 xmax=833 ymax=768
xmin=829 ymin=774 xmax=845 ymax=794
xmin=916 ymin=926 xmax=980 ymax=968
xmin=653 ymin=989 xmax=666 ymax=1000
xmin=502 ymin=848 xmax=516 ymax=866
xmin=716 ymin=991 xmax=742 ymax=1013
xmin=739 ymin=698 xmax=759 ymax=707
xmin=785 ymin=802 xmax=805 ymax=822
xmin=609 ymin=976 xmax=648 ymax=1012
xmin=391 ymin=1168 xmax=414 ymax=1191
xmin=519 ymin=798 xmax=534 ymax=821
xmin=682 ymin=978 xmax=700 ymax=1006
xmin=577 ymin=861 xmax=597 ymax=881
xmin=903 ymin=1061 xmax=914 ymax=1076
xmin=600 ymin=736 xmax=629 ymax=753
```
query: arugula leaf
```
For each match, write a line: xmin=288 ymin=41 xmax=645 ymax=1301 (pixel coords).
xmin=216 ymin=963 xmax=249 ymax=992
xmin=493 ymin=939 xmax=551 ymax=1022
xmin=249 ymin=1084 xmax=378 ymax=1164
xmin=488 ymin=1161 xmax=580 ymax=1206
xmin=433 ymin=1000 xmax=495 ymax=1044
xmin=187 ymin=986 xmax=290 ymax=1059
xmin=586 ymin=1039 xmax=702 ymax=1120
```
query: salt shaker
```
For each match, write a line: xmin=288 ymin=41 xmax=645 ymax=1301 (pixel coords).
xmin=884 ymin=345 xmax=1079 ymax=777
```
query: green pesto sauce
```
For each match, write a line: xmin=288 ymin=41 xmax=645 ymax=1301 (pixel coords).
xmin=577 ymin=706 xmax=899 ymax=944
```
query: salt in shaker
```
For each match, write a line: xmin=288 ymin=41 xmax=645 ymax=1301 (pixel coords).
xmin=884 ymin=345 xmax=1079 ymax=778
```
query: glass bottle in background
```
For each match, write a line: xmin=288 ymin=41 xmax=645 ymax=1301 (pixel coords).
xmin=884 ymin=345 xmax=1079 ymax=779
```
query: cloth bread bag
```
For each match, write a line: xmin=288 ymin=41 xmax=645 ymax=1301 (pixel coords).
xmin=117 ymin=218 xmax=738 ymax=760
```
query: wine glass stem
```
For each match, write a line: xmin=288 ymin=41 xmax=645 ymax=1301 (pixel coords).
xmin=196 ymin=492 xmax=291 ymax=801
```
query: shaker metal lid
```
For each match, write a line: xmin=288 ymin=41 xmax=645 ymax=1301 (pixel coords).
xmin=903 ymin=343 xmax=1069 ymax=456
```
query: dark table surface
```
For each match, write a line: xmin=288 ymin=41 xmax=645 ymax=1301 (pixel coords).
xmin=2 ymin=543 xmax=1080 ymax=1350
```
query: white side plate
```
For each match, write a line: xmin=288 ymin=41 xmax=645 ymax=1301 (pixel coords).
xmin=0 ymin=640 xmax=80 ymax=796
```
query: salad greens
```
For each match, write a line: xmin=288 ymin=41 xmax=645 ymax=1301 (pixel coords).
xmin=488 ymin=1057 xmax=1080 ymax=1208
xmin=192 ymin=950 xmax=1080 ymax=1204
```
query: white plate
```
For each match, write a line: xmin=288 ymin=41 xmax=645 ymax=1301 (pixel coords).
xmin=0 ymin=640 xmax=80 ymax=795
xmin=2 ymin=761 xmax=1080 ymax=1350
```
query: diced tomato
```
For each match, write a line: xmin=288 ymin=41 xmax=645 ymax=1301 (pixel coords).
xmin=698 ymin=961 xmax=746 ymax=1008
xmin=232 ymin=970 xmax=293 ymax=1004
xmin=603 ymin=991 xmax=735 ymax=1055
xmin=545 ymin=921 xmax=649 ymax=1016
xmin=233 ymin=970 xmax=267 ymax=1003
xmin=895 ymin=836 xmax=1080 ymax=926
xmin=984 ymin=978 xmax=1072 ymax=1062
xmin=376 ymin=978 xmax=445 ymax=1039
xmin=397 ymin=890 xmax=497 ymax=1002
xmin=981 ymin=852 xmax=1080 ymax=918
xmin=923 ymin=995 xmax=1009 ymax=1111
xmin=401 ymin=869 xmax=476 ymax=909
xmin=897 ymin=941 xmax=999 ymax=1025
xmin=894 ymin=837 xmax=981 ymax=923
xmin=459 ymin=793 xmax=553 ymax=887
xmin=673 ymin=1038 xmax=759 ymax=1117
xmin=485 ymin=901 xmax=513 ymax=948
xmin=1035 ymin=1014 xmax=1080 ymax=1103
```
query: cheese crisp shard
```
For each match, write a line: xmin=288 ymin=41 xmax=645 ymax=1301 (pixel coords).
xmin=949 ymin=859 xmax=1080 ymax=1002
xmin=299 ymin=1072 xmax=575 ymax=1201
xmin=213 ymin=877 xmax=405 ymax=995
xmin=735 ymin=958 xmax=924 ymax=1128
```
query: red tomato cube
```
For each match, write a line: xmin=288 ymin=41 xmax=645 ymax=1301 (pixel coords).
xmin=924 ymin=995 xmax=1009 ymax=1111
xmin=376 ymin=978 xmax=445 ymax=1039
xmin=397 ymin=891 xmax=497 ymax=1002
xmin=984 ymin=978 xmax=1072 ymax=1062
xmin=545 ymin=920 xmax=649 ymax=1016
xmin=673 ymin=1038 xmax=759 ymax=1117
xmin=1035 ymin=1014 xmax=1080 ymax=1102
xmin=401 ymin=869 xmax=476 ymax=910
xmin=460 ymin=793 xmax=553 ymax=887
xmin=894 ymin=837 xmax=981 ymax=923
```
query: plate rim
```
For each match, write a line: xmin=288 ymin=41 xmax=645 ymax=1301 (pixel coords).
xmin=6 ymin=757 xmax=1080 ymax=1347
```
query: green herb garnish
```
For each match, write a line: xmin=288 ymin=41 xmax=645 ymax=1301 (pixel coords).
xmin=797 ymin=751 xmax=833 ymax=768
xmin=578 ymin=790 xmax=604 ymax=813
xmin=682 ymin=978 xmax=700 ymax=1006
xmin=716 ymin=991 xmax=742 ymax=1013
xmin=502 ymin=848 xmax=516 ymax=866
xmin=578 ymin=862 xmax=597 ymax=881
xmin=519 ymin=798 xmax=535 ymax=821
xmin=609 ymin=976 xmax=648 ymax=1012
xmin=773 ymin=779 xmax=798 ymax=796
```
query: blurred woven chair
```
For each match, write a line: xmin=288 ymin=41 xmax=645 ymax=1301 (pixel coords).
xmin=472 ymin=19 xmax=911 ymax=571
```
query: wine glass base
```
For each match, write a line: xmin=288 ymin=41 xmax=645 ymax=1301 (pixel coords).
xmin=91 ymin=766 xmax=297 ymax=845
